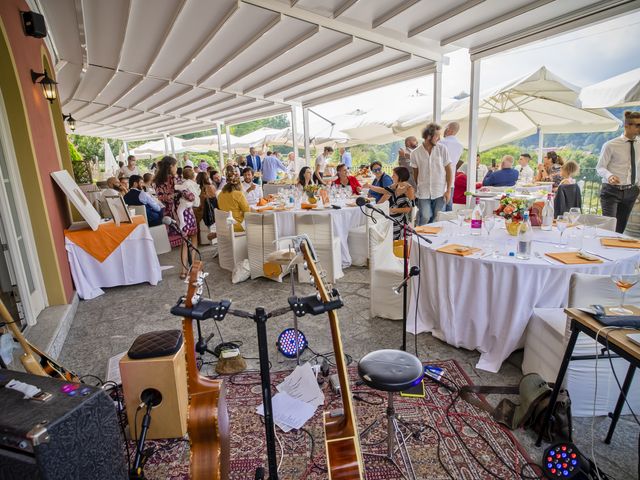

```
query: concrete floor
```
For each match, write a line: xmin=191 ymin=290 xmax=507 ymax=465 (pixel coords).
xmin=59 ymin=244 xmax=639 ymax=479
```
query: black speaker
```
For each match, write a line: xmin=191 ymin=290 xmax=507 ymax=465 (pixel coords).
xmin=21 ymin=11 xmax=47 ymax=39
xmin=0 ymin=370 xmax=127 ymax=480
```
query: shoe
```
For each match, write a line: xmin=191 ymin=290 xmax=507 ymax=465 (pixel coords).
xmin=179 ymin=272 xmax=187 ymax=280
xmin=207 ymin=232 xmax=217 ymax=240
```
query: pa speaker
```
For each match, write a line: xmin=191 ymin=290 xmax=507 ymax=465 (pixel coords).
xmin=21 ymin=11 xmax=47 ymax=38
xmin=119 ymin=343 xmax=188 ymax=439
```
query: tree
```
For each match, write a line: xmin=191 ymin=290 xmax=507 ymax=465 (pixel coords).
xmin=68 ymin=140 xmax=82 ymax=162
xmin=229 ymin=114 xmax=289 ymax=136
xmin=69 ymin=134 xmax=121 ymax=163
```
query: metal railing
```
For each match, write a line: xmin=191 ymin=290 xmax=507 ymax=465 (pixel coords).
xmin=578 ymin=168 xmax=602 ymax=215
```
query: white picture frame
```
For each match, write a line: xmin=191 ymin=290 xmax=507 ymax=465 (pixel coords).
xmin=50 ymin=170 xmax=102 ymax=231
xmin=105 ymin=195 xmax=132 ymax=226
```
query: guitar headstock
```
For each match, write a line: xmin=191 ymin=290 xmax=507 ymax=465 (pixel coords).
xmin=299 ymin=240 xmax=334 ymax=303
xmin=185 ymin=261 xmax=207 ymax=308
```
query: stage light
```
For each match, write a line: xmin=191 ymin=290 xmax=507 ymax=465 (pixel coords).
xmin=276 ymin=328 xmax=307 ymax=358
xmin=31 ymin=69 xmax=57 ymax=103
xmin=63 ymin=113 xmax=76 ymax=131
xmin=542 ymin=442 xmax=586 ymax=479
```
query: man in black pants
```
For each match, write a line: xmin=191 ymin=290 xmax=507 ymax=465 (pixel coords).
xmin=596 ymin=111 xmax=640 ymax=233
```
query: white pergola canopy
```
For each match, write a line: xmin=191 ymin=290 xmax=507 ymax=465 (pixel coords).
xmin=35 ymin=0 xmax=638 ymax=141
xmin=579 ymin=67 xmax=640 ymax=108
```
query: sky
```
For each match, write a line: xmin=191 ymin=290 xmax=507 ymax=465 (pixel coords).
xmin=313 ymin=10 xmax=640 ymax=123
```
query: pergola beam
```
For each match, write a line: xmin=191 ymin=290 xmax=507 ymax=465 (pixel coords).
xmin=408 ymin=0 xmax=486 ymax=38
xmin=333 ymin=0 xmax=359 ymax=19
xmin=372 ymin=0 xmax=419 ymax=29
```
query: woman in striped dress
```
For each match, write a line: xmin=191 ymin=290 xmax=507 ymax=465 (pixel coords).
xmin=379 ymin=166 xmax=415 ymax=240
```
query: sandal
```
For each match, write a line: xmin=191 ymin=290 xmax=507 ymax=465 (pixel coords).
xmin=179 ymin=272 xmax=187 ymax=280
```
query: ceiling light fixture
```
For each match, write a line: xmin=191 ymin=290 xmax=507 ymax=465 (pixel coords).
xmin=30 ymin=69 xmax=57 ymax=103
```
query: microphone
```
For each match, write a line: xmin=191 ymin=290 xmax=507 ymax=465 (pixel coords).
xmin=162 ymin=216 xmax=177 ymax=227
xmin=392 ymin=266 xmax=420 ymax=294
xmin=355 ymin=196 xmax=367 ymax=207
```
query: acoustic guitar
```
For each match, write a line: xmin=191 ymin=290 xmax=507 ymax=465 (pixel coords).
xmin=300 ymin=241 xmax=365 ymax=479
xmin=0 ymin=298 xmax=80 ymax=383
xmin=182 ymin=262 xmax=229 ymax=480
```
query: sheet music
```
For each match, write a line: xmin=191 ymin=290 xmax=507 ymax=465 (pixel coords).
xmin=106 ymin=350 xmax=127 ymax=384
xmin=256 ymin=392 xmax=316 ymax=432
xmin=276 ymin=362 xmax=324 ymax=408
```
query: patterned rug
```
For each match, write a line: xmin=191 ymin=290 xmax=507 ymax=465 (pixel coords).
xmin=133 ymin=359 xmax=536 ymax=479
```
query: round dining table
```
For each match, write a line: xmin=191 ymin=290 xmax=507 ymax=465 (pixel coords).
xmin=407 ymin=220 xmax=640 ymax=373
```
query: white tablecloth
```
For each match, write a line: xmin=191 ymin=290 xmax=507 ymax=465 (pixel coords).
xmin=65 ymin=223 xmax=162 ymax=300
xmin=271 ymin=206 xmax=366 ymax=267
xmin=407 ymin=222 xmax=640 ymax=372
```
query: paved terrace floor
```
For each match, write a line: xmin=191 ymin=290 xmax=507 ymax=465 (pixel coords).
xmin=59 ymin=244 xmax=638 ymax=479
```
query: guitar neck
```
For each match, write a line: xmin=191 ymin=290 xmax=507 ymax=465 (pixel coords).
xmin=328 ymin=309 xmax=357 ymax=429
xmin=0 ymin=300 xmax=36 ymax=358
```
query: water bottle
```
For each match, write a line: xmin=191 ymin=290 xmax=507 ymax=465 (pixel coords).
xmin=541 ymin=193 xmax=554 ymax=231
xmin=471 ymin=197 xmax=483 ymax=236
xmin=516 ymin=211 xmax=533 ymax=260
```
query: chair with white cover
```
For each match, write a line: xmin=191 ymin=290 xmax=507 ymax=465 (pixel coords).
xmin=369 ymin=203 xmax=403 ymax=320
xmin=578 ymin=213 xmax=617 ymax=232
xmin=435 ymin=211 xmax=457 ymax=222
xmin=295 ymin=213 xmax=343 ymax=284
xmin=523 ymin=273 xmax=640 ymax=416
xmin=214 ymin=209 xmax=248 ymax=272
xmin=245 ymin=212 xmax=287 ymax=282
xmin=129 ymin=205 xmax=170 ymax=255
xmin=347 ymin=222 xmax=368 ymax=267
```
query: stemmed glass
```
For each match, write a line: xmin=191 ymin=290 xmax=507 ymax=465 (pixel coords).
xmin=484 ymin=215 xmax=497 ymax=257
xmin=456 ymin=210 xmax=467 ymax=236
xmin=568 ymin=208 xmax=581 ymax=227
xmin=610 ymin=264 xmax=640 ymax=315
xmin=556 ymin=214 xmax=569 ymax=248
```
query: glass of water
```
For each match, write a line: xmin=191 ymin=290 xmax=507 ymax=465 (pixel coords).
xmin=556 ymin=214 xmax=569 ymax=248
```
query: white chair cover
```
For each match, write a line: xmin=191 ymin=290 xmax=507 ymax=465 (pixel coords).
xmin=347 ymin=223 xmax=368 ymax=267
xmin=578 ymin=213 xmax=617 ymax=232
xmin=295 ymin=213 xmax=343 ymax=284
xmin=369 ymin=203 xmax=403 ymax=320
xmin=214 ymin=209 xmax=248 ymax=272
xmin=523 ymin=273 xmax=640 ymax=416
xmin=245 ymin=212 xmax=286 ymax=282
xmin=130 ymin=205 xmax=170 ymax=255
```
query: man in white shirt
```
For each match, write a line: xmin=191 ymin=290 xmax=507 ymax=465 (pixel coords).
xmin=241 ymin=167 xmax=263 ymax=206
xmin=339 ymin=147 xmax=352 ymax=170
xmin=286 ymin=151 xmax=298 ymax=176
xmin=315 ymin=146 xmax=333 ymax=184
xmin=410 ymin=123 xmax=452 ymax=225
xmin=118 ymin=155 xmax=139 ymax=178
xmin=439 ymin=122 xmax=463 ymax=211
xmin=516 ymin=153 xmax=535 ymax=184
xmin=597 ymin=110 xmax=640 ymax=233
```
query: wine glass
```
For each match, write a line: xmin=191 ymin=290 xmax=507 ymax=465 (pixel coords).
xmin=556 ymin=214 xmax=569 ymax=248
xmin=568 ymin=207 xmax=581 ymax=226
xmin=484 ymin=215 xmax=497 ymax=257
xmin=456 ymin=210 xmax=467 ymax=236
xmin=610 ymin=265 xmax=640 ymax=315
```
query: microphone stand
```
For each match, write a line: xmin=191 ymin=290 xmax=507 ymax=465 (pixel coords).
xmin=359 ymin=202 xmax=431 ymax=351
xmin=165 ymin=220 xmax=200 ymax=269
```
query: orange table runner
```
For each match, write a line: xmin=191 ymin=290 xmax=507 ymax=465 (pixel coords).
xmin=64 ymin=216 xmax=146 ymax=262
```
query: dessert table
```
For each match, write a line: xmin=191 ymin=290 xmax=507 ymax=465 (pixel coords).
xmin=407 ymin=220 xmax=640 ymax=372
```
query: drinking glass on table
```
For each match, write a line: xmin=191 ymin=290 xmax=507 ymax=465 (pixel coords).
xmin=568 ymin=208 xmax=581 ymax=226
xmin=610 ymin=265 xmax=640 ymax=315
xmin=456 ymin=210 xmax=466 ymax=236
xmin=556 ymin=214 xmax=570 ymax=248
xmin=484 ymin=215 xmax=498 ymax=257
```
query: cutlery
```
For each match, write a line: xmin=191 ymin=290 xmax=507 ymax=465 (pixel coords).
xmin=534 ymin=251 xmax=555 ymax=264
xmin=583 ymin=250 xmax=612 ymax=262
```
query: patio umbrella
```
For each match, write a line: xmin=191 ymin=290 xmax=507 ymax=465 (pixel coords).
xmin=398 ymin=66 xmax=621 ymax=154
xmin=182 ymin=133 xmax=242 ymax=151
xmin=130 ymin=136 xmax=191 ymax=156
xmin=103 ymin=140 xmax=118 ymax=177
xmin=579 ymin=67 xmax=640 ymax=108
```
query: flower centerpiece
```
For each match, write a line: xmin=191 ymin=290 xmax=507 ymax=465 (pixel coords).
xmin=494 ymin=195 xmax=528 ymax=235
xmin=303 ymin=184 xmax=321 ymax=204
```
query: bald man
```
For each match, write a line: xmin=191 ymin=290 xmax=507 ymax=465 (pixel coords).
xmin=482 ymin=155 xmax=519 ymax=187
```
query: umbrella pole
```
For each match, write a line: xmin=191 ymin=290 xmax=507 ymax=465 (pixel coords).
xmin=538 ymin=127 xmax=544 ymax=164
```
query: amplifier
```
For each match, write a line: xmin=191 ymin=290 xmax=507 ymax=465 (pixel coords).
xmin=0 ymin=370 xmax=127 ymax=480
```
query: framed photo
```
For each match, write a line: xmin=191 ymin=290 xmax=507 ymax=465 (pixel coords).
xmin=51 ymin=170 xmax=101 ymax=231
xmin=105 ymin=195 xmax=132 ymax=226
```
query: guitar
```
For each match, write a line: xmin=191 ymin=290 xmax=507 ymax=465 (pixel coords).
xmin=0 ymin=298 xmax=80 ymax=383
xmin=182 ymin=262 xmax=229 ymax=480
xmin=299 ymin=240 xmax=365 ymax=479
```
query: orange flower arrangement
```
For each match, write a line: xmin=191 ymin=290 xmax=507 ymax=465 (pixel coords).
xmin=494 ymin=195 xmax=527 ymax=221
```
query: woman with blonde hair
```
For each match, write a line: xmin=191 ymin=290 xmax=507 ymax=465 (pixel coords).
xmin=216 ymin=173 xmax=250 ymax=232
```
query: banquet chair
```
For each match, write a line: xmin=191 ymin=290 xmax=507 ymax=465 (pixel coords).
xmin=522 ymin=273 xmax=640 ymax=416
xmin=369 ymin=203 xmax=403 ymax=320
xmin=347 ymin=222 xmax=368 ymax=267
xmin=245 ymin=213 xmax=287 ymax=282
xmin=435 ymin=211 xmax=457 ymax=222
xmin=130 ymin=205 xmax=171 ymax=255
xmin=214 ymin=209 xmax=248 ymax=272
xmin=578 ymin=214 xmax=617 ymax=232
xmin=295 ymin=213 xmax=343 ymax=284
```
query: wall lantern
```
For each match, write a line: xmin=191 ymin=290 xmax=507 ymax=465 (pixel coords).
xmin=30 ymin=69 xmax=57 ymax=103
xmin=63 ymin=113 xmax=76 ymax=131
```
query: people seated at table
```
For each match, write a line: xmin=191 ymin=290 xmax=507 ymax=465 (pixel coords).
xmin=363 ymin=161 xmax=393 ymax=203
xmin=482 ymin=155 xmax=518 ymax=187
xmin=99 ymin=176 xmax=122 ymax=218
xmin=547 ymin=151 xmax=564 ymax=187
xmin=315 ymin=146 xmax=333 ymax=185
xmin=261 ymin=151 xmax=287 ymax=183
xmin=142 ymin=173 xmax=156 ymax=196
xmin=118 ymin=155 xmax=139 ymax=178
xmin=517 ymin=153 xmax=535 ymax=184
xmin=123 ymin=175 xmax=163 ymax=226
xmin=210 ymin=169 xmax=224 ymax=190
xmin=117 ymin=175 xmax=129 ymax=194
xmin=241 ymin=167 xmax=263 ymax=206
xmin=334 ymin=163 xmax=362 ymax=195
xmin=377 ymin=167 xmax=415 ymax=240
xmin=154 ymin=156 xmax=182 ymax=248
xmin=298 ymin=166 xmax=317 ymax=188
xmin=194 ymin=171 xmax=217 ymax=241
xmin=217 ymin=174 xmax=250 ymax=233
xmin=559 ymin=160 xmax=580 ymax=185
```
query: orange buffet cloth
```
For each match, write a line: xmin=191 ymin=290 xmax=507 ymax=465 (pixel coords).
xmin=64 ymin=216 xmax=146 ymax=263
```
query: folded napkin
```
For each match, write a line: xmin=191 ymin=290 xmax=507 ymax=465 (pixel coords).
xmin=545 ymin=252 xmax=603 ymax=264
xmin=600 ymin=237 xmax=640 ymax=249
xmin=415 ymin=226 xmax=442 ymax=235
xmin=436 ymin=243 xmax=481 ymax=256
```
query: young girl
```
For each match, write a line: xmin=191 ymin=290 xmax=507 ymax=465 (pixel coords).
xmin=174 ymin=168 xmax=200 ymax=279
xmin=559 ymin=160 xmax=579 ymax=185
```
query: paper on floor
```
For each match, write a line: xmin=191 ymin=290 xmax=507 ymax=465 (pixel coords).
xmin=256 ymin=392 xmax=316 ymax=432
xmin=276 ymin=362 xmax=324 ymax=408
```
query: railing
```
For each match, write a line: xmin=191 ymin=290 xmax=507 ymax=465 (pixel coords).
xmin=578 ymin=168 xmax=602 ymax=215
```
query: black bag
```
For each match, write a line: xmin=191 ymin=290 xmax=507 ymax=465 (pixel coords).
xmin=460 ymin=373 xmax=572 ymax=443
xmin=203 ymin=197 xmax=217 ymax=227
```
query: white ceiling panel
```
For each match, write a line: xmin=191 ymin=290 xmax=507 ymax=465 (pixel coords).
xmin=83 ymin=0 xmax=129 ymax=68
xmin=176 ymin=92 xmax=237 ymax=116
xmin=73 ymin=66 xmax=116 ymax=102
xmin=113 ymin=77 xmax=167 ymax=109
xmin=39 ymin=0 xmax=83 ymax=64
xmin=93 ymin=71 xmax=141 ymax=105
xmin=83 ymin=106 xmax=127 ymax=124
xmin=55 ymin=63 xmax=83 ymax=102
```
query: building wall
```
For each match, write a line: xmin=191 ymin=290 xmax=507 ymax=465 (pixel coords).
xmin=0 ymin=0 xmax=74 ymax=305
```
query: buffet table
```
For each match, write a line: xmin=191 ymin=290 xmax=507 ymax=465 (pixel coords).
xmin=407 ymin=221 xmax=640 ymax=372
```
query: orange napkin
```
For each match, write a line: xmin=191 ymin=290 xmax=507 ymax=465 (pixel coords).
xmin=415 ymin=226 xmax=443 ymax=235
xmin=64 ymin=216 xmax=145 ymax=262
xmin=600 ymin=238 xmax=640 ymax=249
xmin=436 ymin=243 xmax=481 ymax=256
xmin=252 ymin=206 xmax=274 ymax=212
xmin=393 ymin=239 xmax=411 ymax=258
xmin=301 ymin=203 xmax=317 ymax=210
xmin=545 ymin=252 xmax=603 ymax=264
xmin=257 ymin=197 xmax=269 ymax=206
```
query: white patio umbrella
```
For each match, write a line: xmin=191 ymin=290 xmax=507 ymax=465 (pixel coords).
xmin=579 ymin=67 xmax=640 ymax=108
xmin=103 ymin=139 xmax=118 ymax=177
xmin=131 ymin=136 xmax=203 ymax=156
xmin=182 ymin=133 xmax=242 ymax=151
xmin=399 ymin=66 xmax=620 ymax=154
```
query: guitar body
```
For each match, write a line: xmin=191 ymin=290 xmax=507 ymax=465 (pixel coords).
xmin=182 ymin=262 xmax=229 ymax=480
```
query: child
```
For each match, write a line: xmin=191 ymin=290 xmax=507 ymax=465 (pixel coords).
xmin=174 ymin=167 xmax=201 ymax=230
xmin=559 ymin=160 xmax=579 ymax=185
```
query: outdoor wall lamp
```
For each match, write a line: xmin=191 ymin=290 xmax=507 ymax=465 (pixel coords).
xmin=30 ymin=69 xmax=57 ymax=103
xmin=62 ymin=113 xmax=76 ymax=131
